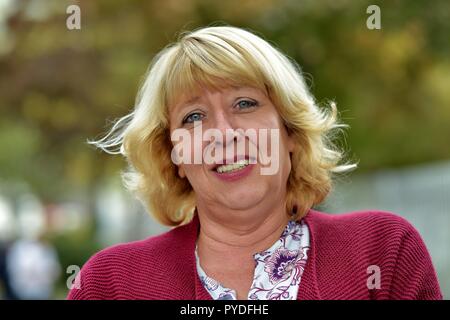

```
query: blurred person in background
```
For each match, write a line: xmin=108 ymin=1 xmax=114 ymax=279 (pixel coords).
xmin=0 ymin=198 xmax=17 ymax=299
xmin=5 ymin=234 xmax=60 ymax=300
xmin=0 ymin=238 xmax=18 ymax=299
xmin=1 ymin=195 xmax=61 ymax=300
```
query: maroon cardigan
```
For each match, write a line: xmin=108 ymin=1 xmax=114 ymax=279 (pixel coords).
xmin=67 ymin=209 xmax=442 ymax=300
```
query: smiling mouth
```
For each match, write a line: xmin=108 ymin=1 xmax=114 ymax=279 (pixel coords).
xmin=214 ymin=159 xmax=250 ymax=174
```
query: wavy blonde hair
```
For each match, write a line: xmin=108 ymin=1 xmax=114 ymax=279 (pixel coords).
xmin=90 ymin=25 xmax=357 ymax=226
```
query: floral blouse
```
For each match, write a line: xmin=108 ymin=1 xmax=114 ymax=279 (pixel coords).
xmin=195 ymin=219 xmax=310 ymax=300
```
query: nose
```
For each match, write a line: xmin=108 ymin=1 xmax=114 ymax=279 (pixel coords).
xmin=213 ymin=109 xmax=232 ymax=133
xmin=208 ymin=109 xmax=241 ymax=149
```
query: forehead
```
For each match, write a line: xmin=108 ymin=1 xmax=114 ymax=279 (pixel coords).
xmin=172 ymin=85 xmax=264 ymax=110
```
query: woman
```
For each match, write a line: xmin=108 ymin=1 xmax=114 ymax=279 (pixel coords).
xmin=68 ymin=25 xmax=442 ymax=300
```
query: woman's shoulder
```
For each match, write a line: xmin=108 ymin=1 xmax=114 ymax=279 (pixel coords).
xmin=67 ymin=219 xmax=198 ymax=299
xmin=84 ymin=219 xmax=195 ymax=265
xmin=305 ymin=208 xmax=442 ymax=299
xmin=306 ymin=208 xmax=428 ymax=257
xmin=307 ymin=208 xmax=421 ymax=240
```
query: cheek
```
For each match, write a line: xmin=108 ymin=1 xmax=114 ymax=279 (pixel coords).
xmin=182 ymin=164 xmax=195 ymax=177
xmin=182 ymin=164 xmax=211 ymax=191
xmin=246 ymin=105 xmax=286 ymax=135
xmin=252 ymin=112 xmax=290 ymax=153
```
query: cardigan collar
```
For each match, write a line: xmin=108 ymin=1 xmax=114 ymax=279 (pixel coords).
xmin=184 ymin=209 xmax=322 ymax=300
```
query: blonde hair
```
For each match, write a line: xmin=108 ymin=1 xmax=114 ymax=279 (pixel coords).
xmin=90 ymin=24 xmax=357 ymax=226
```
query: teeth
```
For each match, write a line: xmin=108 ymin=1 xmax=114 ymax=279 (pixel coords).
xmin=216 ymin=159 xmax=249 ymax=173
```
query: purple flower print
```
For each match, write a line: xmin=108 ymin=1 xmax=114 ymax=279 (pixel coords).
xmin=264 ymin=248 xmax=300 ymax=284
xmin=197 ymin=220 xmax=310 ymax=300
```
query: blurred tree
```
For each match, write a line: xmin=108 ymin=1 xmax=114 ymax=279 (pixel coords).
xmin=0 ymin=0 xmax=449 ymax=203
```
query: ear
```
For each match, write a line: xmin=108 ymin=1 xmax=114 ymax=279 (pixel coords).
xmin=178 ymin=165 xmax=186 ymax=178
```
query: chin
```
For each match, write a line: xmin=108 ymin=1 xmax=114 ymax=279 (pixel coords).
xmin=217 ymin=186 xmax=266 ymax=210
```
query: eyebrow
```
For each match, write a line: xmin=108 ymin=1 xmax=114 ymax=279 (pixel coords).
xmin=184 ymin=96 xmax=200 ymax=105
xmin=177 ymin=86 xmax=261 ymax=110
xmin=175 ymin=96 xmax=200 ymax=112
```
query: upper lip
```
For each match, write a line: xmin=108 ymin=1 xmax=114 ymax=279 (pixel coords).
xmin=209 ymin=155 xmax=255 ymax=171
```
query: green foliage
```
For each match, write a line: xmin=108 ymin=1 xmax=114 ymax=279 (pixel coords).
xmin=0 ymin=0 xmax=449 ymax=199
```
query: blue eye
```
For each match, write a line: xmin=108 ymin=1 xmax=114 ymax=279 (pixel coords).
xmin=183 ymin=112 xmax=204 ymax=124
xmin=236 ymin=99 xmax=258 ymax=110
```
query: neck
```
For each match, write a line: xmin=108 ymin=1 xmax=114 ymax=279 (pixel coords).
xmin=195 ymin=199 xmax=290 ymax=267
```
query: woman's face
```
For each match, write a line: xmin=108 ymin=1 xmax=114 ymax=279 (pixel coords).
xmin=169 ymin=85 xmax=295 ymax=213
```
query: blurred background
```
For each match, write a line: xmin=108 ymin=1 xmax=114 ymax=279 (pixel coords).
xmin=0 ymin=0 xmax=448 ymax=299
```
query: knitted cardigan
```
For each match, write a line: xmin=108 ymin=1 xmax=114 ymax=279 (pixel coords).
xmin=67 ymin=209 xmax=443 ymax=300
